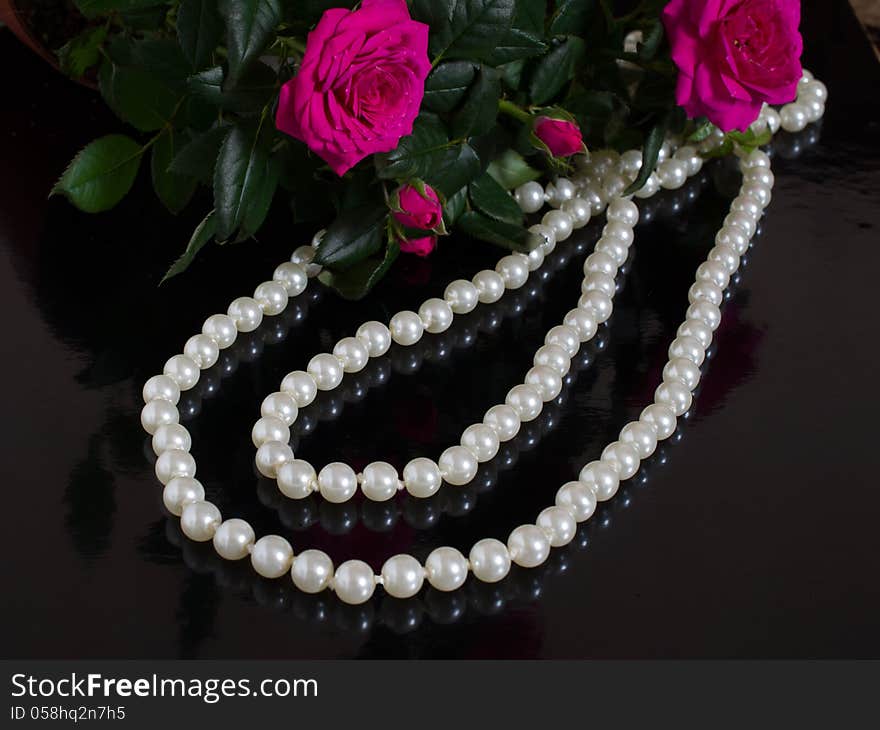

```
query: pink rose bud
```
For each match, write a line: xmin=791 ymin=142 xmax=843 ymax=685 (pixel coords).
xmin=662 ymin=0 xmax=803 ymax=132
xmin=534 ymin=117 xmax=585 ymax=158
xmin=399 ymin=235 xmax=437 ymax=258
xmin=275 ymin=0 xmax=431 ymax=176
xmin=393 ymin=184 xmax=443 ymax=231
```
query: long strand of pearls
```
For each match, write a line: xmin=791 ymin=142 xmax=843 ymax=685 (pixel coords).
xmin=141 ymin=75 xmax=825 ymax=605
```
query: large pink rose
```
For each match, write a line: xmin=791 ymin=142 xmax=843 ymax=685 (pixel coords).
xmin=662 ymin=0 xmax=803 ymax=132
xmin=275 ymin=0 xmax=431 ymax=175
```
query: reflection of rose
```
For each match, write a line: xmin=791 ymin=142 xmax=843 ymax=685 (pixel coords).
xmin=662 ymin=0 xmax=803 ymax=131
xmin=274 ymin=0 xmax=431 ymax=175
xmin=399 ymin=234 xmax=437 ymax=258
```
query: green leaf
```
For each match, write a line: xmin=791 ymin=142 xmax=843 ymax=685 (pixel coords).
xmin=686 ymin=118 xmax=714 ymax=143
xmin=177 ymin=0 xmax=224 ymax=69
xmin=424 ymin=143 xmax=482 ymax=198
xmin=52 ymin=134 xmax=143 ymax=213
xmin=162 ymin=211 xmax=217 ymax=283
xmin=411 ymin=0 xmax=516 ymax=63
xmin=213 ymin=121 xmax=272 ymax=240
xmin=469 ymin=171 xmax=522 ymax=225
xmin=528 ymin=35 xmax=586 ymax=105
xmin=549 ymin=0 xmax=595 ymax=35
xmin=99 ymin=62 xmax=179 ymax=132
xmin=458 ymin=211 xmax=532 ymax=252
xmin=238 ymin=155 xmax=281 ymax=239
xmin=637 ymin=19 xmax=664 ymax=61
xmin=451 ymin=65 xmax=501 ymax=138
xmin=57 ymin=26 xmax=107 ymax=79
xmin=487 ymin=148 xmax=541 ymax=189
xmin=485 ymin=27 xmax=547 ymax=65
xmin=624 ymin=117 xmax=667 ymax=195
xmin=318 ymin=230 xmax=400 ymax=300
xmin=75 ymin=0 xmax=167 ymax=15
xmin=169 ymin=125 xmax=229 ymax=184
xmin=513 ymin=0 xmax=546 ymax=35
xmin=131 ymin=39 xmax=191 ymax=85
xmin=443 ymin=187 xmax=468 ymax=227
xmin=423 ymin=61 xmax=477 ymax=113
xmin=313 ymin=204 xmax=388 ymax=268
xmin=220 ymin=0 xmax=282 ymax=85
xmin=186 ymin=64 xmax=277 ymax=112
xmin=375 ymin=114 xmax=450 ymax=181
xmin=151 ymin=132 xmax=198 ymax=214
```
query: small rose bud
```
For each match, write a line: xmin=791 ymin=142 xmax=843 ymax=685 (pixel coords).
xmin=393 ymin=184 xmax=444 ymax=231
xmin=533 ymin=117 xmax=585 ymax=158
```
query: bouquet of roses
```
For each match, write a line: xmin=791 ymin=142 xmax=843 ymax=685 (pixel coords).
xmin=51 ymin=0 xmax=804 ymax=297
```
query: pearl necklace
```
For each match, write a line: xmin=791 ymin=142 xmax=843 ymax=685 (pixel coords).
xmin=140 ymin=75 xmax=827 ymax=605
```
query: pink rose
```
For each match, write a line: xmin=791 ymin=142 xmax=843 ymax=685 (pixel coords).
xmin=399 ymin=235 xmax=436 ymax=257
xmin=533 ymin=117 xmax=585 ymax=157
xmin=275 ymin=0 xmax=431 ymax=175
xmin=662 ymin=0 xmax=803 ymax=132
xmin=393 ymin=184 xmax=443 ymax=231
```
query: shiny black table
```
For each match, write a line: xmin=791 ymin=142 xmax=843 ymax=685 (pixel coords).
xmin=2 ymin=2 xmax=878 ymax=659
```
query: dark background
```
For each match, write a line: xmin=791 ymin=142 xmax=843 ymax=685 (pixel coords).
xmin=1 ymin=1 xmax=878 ymax=659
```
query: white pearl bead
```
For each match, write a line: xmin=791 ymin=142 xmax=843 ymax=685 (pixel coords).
xmin=307 ymin=352 xmax=344 ymax=391
xmin=251 ymin=416 xmax=290 ymax=448
xmin=545 ymin=325 xmax=580 ymax=357
xmin=418 ymin=298 xmax=454 ymax=333
xmin=251 ymin=535 xmax=293 ymax=579
xmin=582 ymin=271 xmax=616 ymax=298
xmin=688 ymin=281 xmax=724 ymax=307
xmin=633 ymin=172 xmax=660 ymax=199
xmin=360 ymin=461 xmax=400 ymax=501
xmin=439 ymin=445 xmax=479 ymax=486
xmin=469 ymin=539 xmax=511 ymax=583
xmin=140 ymin=399 xmax=178 ymax=434
xmin=333 ymin=560 xmax=375 ymax=604
xmin=602 ymin=220 xmax=635 ymax=247
xmin=764 ymin=106 xmax=781 ymax=134
xmin=677 ymin=319 xmax=713 ymax=350
xmin=687 ymin=300 xmax=722 ymax=331
xmin=533 ymin=343 xmax=571 ymax=376
xmin=708 ymin=245 xmax=740 ymax=275
xmin=280 ymin=370 xmax=318 ymax=407
xmin=425 ymin=547 xmax=469 ymax=592
xmin=731 ymin=194 xmax=762 ymax=221
xmin=143 ymin=374 xmax=180 ymax=404
xmin=601 ymin=441 xmax=640 ymax=479
xmin=537 ymin=505 xmax=577 ymax=547
xmin=601 ymin=173 xmax=629 ymax=201
xmin=389 ymin=310 xmax=424 ymax=346
xmin=162 ymin=476 xmax=204 ymax=516
xmin=580 ymin=185 xmax=605 ymax=215
xmin=802 ymin=79 xmax=827 ymax=102
xmin=724 ymin=211 xmax=756 ymax=238
xmin=640 ymin=403 xmax=677 ymax=440
xmin=505 ymin=384 xmax=543 ymax=422
xmin=254 ymin=280 xmax=288 ymax=316
xmin=472 ymin=270 xmax=505 ymax=304
xmin=461 ymin=423 xmax=500 ymax=463
xmin=743 ymin=167 xmax=774 ymax=188
xmin=483 ymin=404 xmax=521 ymax=441
xmin=741 ymin=181 xmax=772 ymax=208
xmin=403 ymin=457 xmax=442 ymax=498
xmin=155 ymin=449 xmax=196 ymax=484
xmin=381 ymin=554 xmax=424 ymax=598
xmin=291 ymin=245 xmax=322 ymax=277
xmin=607 ymin=198 xmax=639 ymax=227
xmin=202 ymin=314 xmax=237 ymax=349
xmin=272 ymin=261 xmax=308 ymax=296
xmin=496 ymin=254 xmax=530 ymax=290
xmin=802 ymin=97 xmax=824 ymax=123
xmin=529 ymin=223 xmax=557 ymax=254
xmin=696 ymin=260 xmax=730 ymax=290
xmin=674 ymin=144 xmax=703 ymax=176
xmin=514 ymin=181 xmax=545 ymax=213
xmin=578 ymin=460 xmax=620 ymax=501
xmin=669 ymin=335 xmax=706 ymax=366
xmin=654 ymin=380 xmax=693 ymax=416
xmin=620 ymin=149 xmax=643 ymax=175
xmin=561 ymin=197 xmax=591 ymax=228
xmin=742 ymin=149 xmax=770 ymax=169
xmin=591 ymin=148 xmax=620 ymax=172
xmin=180 ymin=501 xmax=221 ymax=542
xmin=526 ymin=246 xmax=545 ymax=271
xmin=595 ymin=237 xmax=628 ymax=266
xmin=213 ymin=518 xmax=254 ymax=560
xmin=291 ymin=549 xmax=333 ymax=593
xmin=584 ymin=251 xmax=617 ymax=277
xmin=261 ymin=391 xmax=298 ymax=425
xmin=657 ymin=159 xmax=688 ymax=189
xmin=578 ymin=290 xmax=613 ymax=323
xmin=255 ymin=441 xmax=294 ymax=478
xmin=318 ymin=462 xmax=358 ymax=503
xmin=508 ymin=525 xmax=550 ymax=568
xmin=664 ymin=357 xmax=701 ymax=391
xmin=355 ymin=321 xmax=392 ymax=357
xmin=780 ymin=103 xmax=808 ymax=132
xmin=546 ymin=178 xmax=576 ymax=206
xmin=277 ymin=459 xmax=317 ymax=499
xmin=333 ymin=337 xmax=369 ymax=373
xmin=620 ymin=421 xmax=658 ymax=459
xmin=227 ymin=296 xmax=263 ymax=332
xmin=443 ymin=279 xmax=479 ymax=314
xmin=525 ymin=365 xmax=563 ymax=402
xmin=163 ymin=354 xmax=200 ymax=390
xmin=152 ymin=423 xmax=191 ymax=455
xmin=563 ymin=308 xmax=598 ymax=342
xmin=184 ymin=334 xmax=219 ymax=370
xmin=542 ymin=209 xmax=574 ymax=242
xmin=716 ymin=225 xmax=750 ymax=256
xmin=556 ymin=481 xmax=597 ymax=521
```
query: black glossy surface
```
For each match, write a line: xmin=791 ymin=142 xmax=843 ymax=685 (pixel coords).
xmin=2 ymin=2 xmax=879 ymax=659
